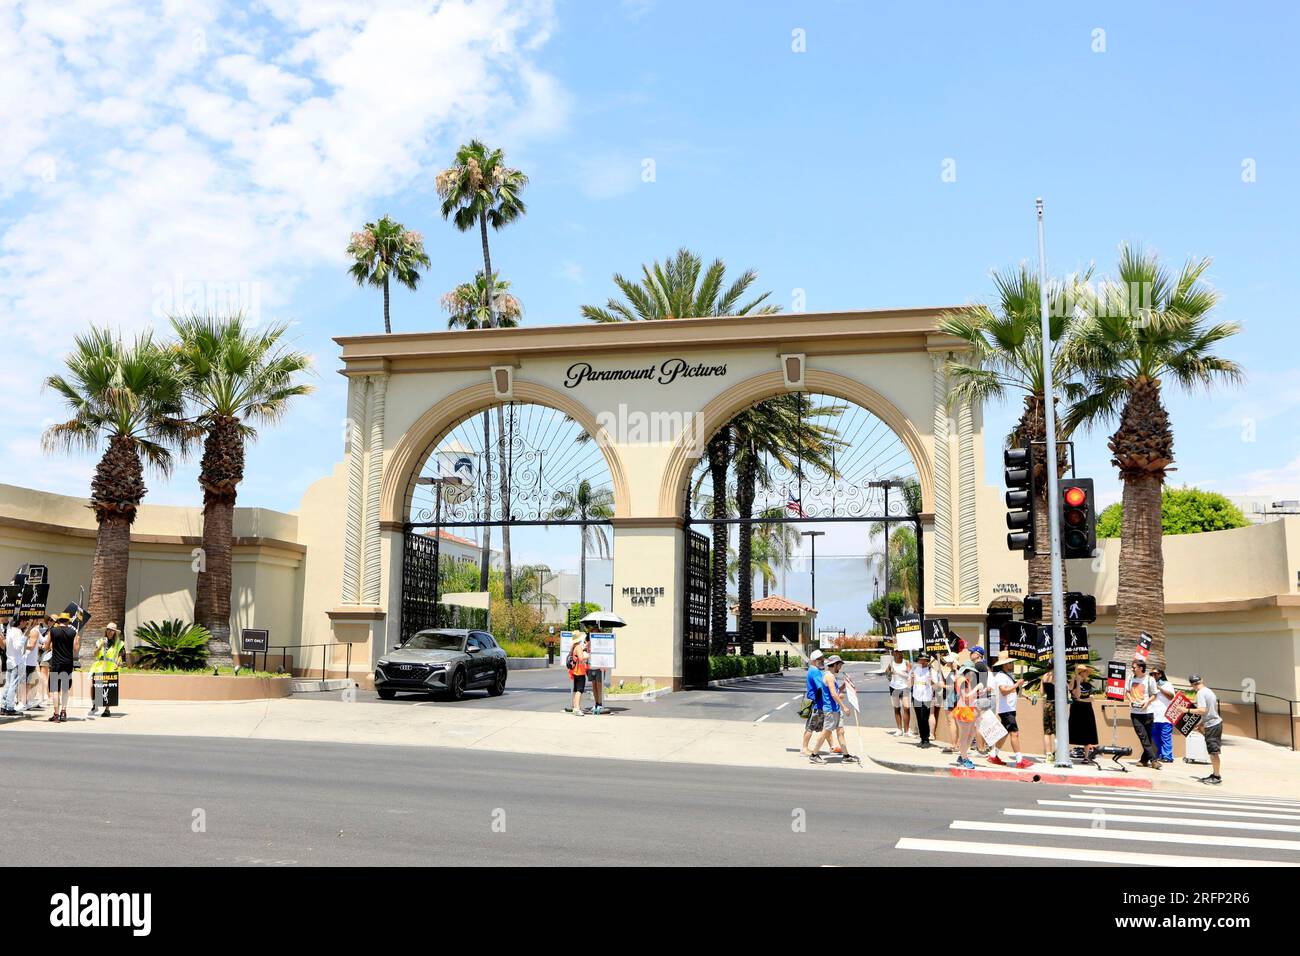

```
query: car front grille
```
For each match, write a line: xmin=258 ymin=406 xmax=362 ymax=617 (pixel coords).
xmin=383 ymin=663 xmax=433 ymax=682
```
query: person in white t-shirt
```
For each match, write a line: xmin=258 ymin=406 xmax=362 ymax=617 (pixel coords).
xmin=1127 ymin=659 xmax=1161 ymax=769
xmin=883 ymin=650 xmax=912 ymax=737
xmin=1187 ymin=674 xmax=1224 ymax=785
xmin=909 ymin=653 xmax=938 ymax=748
xmin=1150 ymin=667 xmax=1176 ymax=764
xmin=988 ymin=653 xmax=1030 ymax=769
xmin=2 ymin=617 xmax=27 ymax=715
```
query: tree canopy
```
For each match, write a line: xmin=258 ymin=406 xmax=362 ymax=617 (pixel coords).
xmin=1096 ymin=486 xmax=1249 ymax=538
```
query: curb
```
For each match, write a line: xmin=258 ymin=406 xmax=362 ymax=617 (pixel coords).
xmin=506 ymin=657 xmax=550 ymax=670
xmin=290 ymin=678 xmax=355 ymax=694
xmin=866 ymin=753 xmax=1155 ymax=789
xmin=707 ymin=671 xmax=788 ymax=689
xmin=605 ymin=685 xmax=675 ymax=701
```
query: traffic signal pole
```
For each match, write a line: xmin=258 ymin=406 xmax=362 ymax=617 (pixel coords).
xmin=1035 ymin=198 xmax=1072 ymax=768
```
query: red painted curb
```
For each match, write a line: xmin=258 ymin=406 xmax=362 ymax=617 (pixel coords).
xmin=946 ymin=767 xmax=1153 ymax=788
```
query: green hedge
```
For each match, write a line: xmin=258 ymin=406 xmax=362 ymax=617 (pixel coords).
xmin=708 ymin=654 xmax=784 ymax=681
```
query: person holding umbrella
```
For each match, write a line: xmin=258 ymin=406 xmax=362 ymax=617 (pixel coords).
xmin=578 ymin=611 xmax=625 ymax=717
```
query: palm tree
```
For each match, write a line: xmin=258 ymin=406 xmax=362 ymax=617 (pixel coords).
xmin=582 ymin=248 xmax=780 ymax=653
xmin=866 ymin=476 xmax=922 ymax=605
xmin=347 ymin=215 xmax=430 ymax=334
xmin=442 ymin=272 xmax=522 ymax=330
xmin=437 ymin=140 xmax=529 ymax=608
xmin=1064 ymin=246 xmax=1242 ymax=666
xmin=731 ymin=396 xmax=841 ymax=654
xmin=549 ymin=481 xmax=615 ymax=608
xmin=171 ymin=314 xmax=314 ymax=665
xmin=940 ymin=264 xmax=1092 ymax=603
xmin=43 ymin=329 xmax=190 ymax=657
xmin=441 ymin=270 xmax=523 ymax=592
xmin=752 ymin=506 xmax=801 ymax=597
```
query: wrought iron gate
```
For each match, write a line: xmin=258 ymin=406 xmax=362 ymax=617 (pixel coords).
xmin=683 ymin=528 xmax=711 ymax=688
xmin=400 ymin=529 xmax=440 ymax=643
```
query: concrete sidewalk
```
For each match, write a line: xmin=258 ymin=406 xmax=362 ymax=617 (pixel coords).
xmin=862 ymin=724 xmax=1300 ymax=799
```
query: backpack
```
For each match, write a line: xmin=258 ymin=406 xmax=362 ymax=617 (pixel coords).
xmin=565 ymin=649 xmax=576 ymax=671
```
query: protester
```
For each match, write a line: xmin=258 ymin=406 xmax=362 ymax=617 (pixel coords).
xmin=1127 ymin=659 xmax=1161 ymax=769
xmin=951 ymin=663 xmax=981 ymax=769
xmin=909 ymin=652 xmax=937 ymax=748
xmin=813 ymin=656 xmax=856 ymax=762
xmin=89 ymin=623 xmax=125 ymax=718
xmin=47 ymin=613 xmax=78 ymax=723
xmin=25 ymin=616 xmax=49 ymax=710
xmin=1041 ymin=667 xmax=1057 ymax=759
xmin=567 ymin=634 xmax=590 ymax=716
xmin=939 ymin=653 xmax=960 ymax=752
xmin=802 ymin=650 xmax=827 ymax=761
xmin=1187 ymin=674 xmax=1223 ymax=785
xmin=1068 ymin=664 xmax=1099 ymax=762
xmin=884 ymin=649 xmax=912 ymax=737
xmin=1150 ymin=666 xmax=1176 ymax=764
xmin=968 ymin=645 xmax=991 ymax=755
xmin=2 ymin=616 xmax=26 ymax=716
xmin=988 ymin=653 xmax=1031 ymax=768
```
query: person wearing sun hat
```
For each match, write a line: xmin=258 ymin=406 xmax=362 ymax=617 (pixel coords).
xmin=951 ymin=661 xmax=981 ymax=769
xmin=46 ymin=613 xmax=79 ymax=723
xmin=89 ymin=622 xmax=125 ymax=718
xmin=988 ymin=652 xmax=1030 ymax=769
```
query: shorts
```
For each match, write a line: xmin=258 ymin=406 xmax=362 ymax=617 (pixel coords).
xmin=805 ymin=710 xmax=825 ymax=733
xmin=944 ymin=690 xmax=957 ymax=709
xmin=1202 ymin=723 xmax=1222 ymax=755
xmin=822 ymin=709 xmax=842 ymax=731
xmin=571 ymin=674 xmax=587 ymax=693
xmin=25 ymin=665 xmax=35 ymax=678
xmin=49 ymin=671 xmax=72 ymax=693
xmin=889 ymin=687 xmax=909 ymax=709
xmin=998 ymin=712 xmax=1019 ymax=734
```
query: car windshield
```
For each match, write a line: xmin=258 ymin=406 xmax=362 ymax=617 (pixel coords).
xmin=405 ymin=631 xmax=465 ymax=652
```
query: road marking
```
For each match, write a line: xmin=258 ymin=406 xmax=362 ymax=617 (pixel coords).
xmin=754 ymin=714 xmax=770 ymax=723
xmin=895 ymin=837 xmax=1296 ymax=867
xmin=1080 ymin=788 xmax=1300 ymax=808
xmin=952 ymin=820 xmax=1300 ymax=852
xmin=1005 ymin=808 xmax=1300 ymax=834
xmin=1040 ymin=799 xmax=1300 ymax=821
xmin=1067 ymin=793 xmax=1300 ymax=815
xmin=775 ymin=702 xmax=789 ymax=711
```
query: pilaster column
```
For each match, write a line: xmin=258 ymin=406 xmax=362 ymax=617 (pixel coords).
xmin=957 ymin=395 xmax=980 ymax=604
xmin=342 ymin=376 xmax=366 ymax=603
xmin=931 ymin=352 xmax=954 ymax=605
xmin=363 ymin=374 xmax=387 ymax=605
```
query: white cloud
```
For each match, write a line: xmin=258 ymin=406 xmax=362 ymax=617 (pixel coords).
xmin=0 ymin=0 xmax=567 ymax=504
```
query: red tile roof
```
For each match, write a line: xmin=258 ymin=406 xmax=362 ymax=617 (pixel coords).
xmin=420 ymin=528 xmax=480 ymax=548
xmin=748 ymin=595 xmax=816 ymax=615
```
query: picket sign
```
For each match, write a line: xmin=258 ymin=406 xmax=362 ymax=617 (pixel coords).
xmin=976 ymin=708 xmax=1008 ymax=746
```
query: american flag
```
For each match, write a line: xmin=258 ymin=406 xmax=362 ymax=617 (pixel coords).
xmin=785 ymin=489 xmax=807 ymax=518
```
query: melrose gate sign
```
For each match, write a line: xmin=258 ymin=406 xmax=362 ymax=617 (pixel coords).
xmin=331 ymin=308 xmax=993 ymax=690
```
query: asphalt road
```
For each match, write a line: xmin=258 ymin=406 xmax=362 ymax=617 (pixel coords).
xmin=300 ymin=660 xmax=900 ymax=727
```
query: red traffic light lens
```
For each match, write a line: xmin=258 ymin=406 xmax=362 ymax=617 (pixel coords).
xmin=1064 ymin=486 xmax=1087 ymax=507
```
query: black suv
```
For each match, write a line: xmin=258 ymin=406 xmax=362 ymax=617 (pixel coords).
xmin=375 ymin=628 xmax=508 ymax=701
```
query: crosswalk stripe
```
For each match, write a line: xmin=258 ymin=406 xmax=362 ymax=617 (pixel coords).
xmin=1006 ymin=808 xmax=1300 ymax=834
xmin=1040 ymin=799 xmax=1300 ymax=821
xmin=1080 ymin=788 xmax=1300 ymax=808
xmin=952 ymin=820 xmax=1300 ymax=852
xmin=1067 ymin=793 xmax=1300 ymax=815
xmin=894 ymin=837 xmax=1295 ymax=867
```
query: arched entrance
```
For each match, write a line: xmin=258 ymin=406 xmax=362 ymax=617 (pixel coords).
xmin=680 ymin=389 xmax=925 ymax=686
xmin=400 ymin=400 xmax=618 ymax=643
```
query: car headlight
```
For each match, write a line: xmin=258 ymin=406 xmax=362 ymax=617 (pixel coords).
xmin=377 ymin=659 xmax=389 ymax=668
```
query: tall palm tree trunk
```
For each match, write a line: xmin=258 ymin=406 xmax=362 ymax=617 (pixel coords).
xmin=84 ymin=435 xmax=145 ymax=659
xmin=1110 ymin=379 xmax=1173 ymax=668
xmin=707 ymin=433 xmax=729 ymax=655
xmin=382 ymin=274 xmax=391 ymax=334
xmin=736 ymin=446 xmax=757 ymax=655
xmin=194 ymin=416 xmax=243 ymax=666
xmin=479 ymin=412 xmax=492 ymax=590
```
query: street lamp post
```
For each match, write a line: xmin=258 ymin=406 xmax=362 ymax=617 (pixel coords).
xmin=414 ymin=474 xmax=466 ymax=611
xmin=801 ymin=530 xmax=826 ymax=649
xmin=869 ymin=478 xmax=907 ymax=631
xmin=536 ymin=564 xmax=551 ymax=618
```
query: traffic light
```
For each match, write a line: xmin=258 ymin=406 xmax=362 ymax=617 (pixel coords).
xmin=1060 ymin=478 xmax=1096 ymax=559
xmin=1064 ymin=591 xmax=1097 ymax=624
xmin=1004 ymin=446 xmax=1035 ymax=553
xmin=1022 ymin=594 xmax=1043 ymax=622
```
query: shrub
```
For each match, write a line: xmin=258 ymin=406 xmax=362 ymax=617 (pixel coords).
xmin=1097 ymin=486 xmax=1249 ymax=538
xmin=132 ymin=620 xmax=211 ymax=671
xmin=708 ymin=654 xmax=782 ymax=681
xmin=499 ymin=639 xmax=546 ymax=658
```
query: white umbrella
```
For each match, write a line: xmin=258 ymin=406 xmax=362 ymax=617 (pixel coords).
xmin=579 ymin=612 xmax=626 ymax=629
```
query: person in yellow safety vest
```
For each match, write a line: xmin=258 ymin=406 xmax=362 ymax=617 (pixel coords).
xmin=89 ymin=623 xmax=125 ymax=718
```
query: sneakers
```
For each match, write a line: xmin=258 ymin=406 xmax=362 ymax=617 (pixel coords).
xmin=889 ymin=729 xmax=901 ymax=737
xmin=956 ymin=757 xmax=976 ymax=770
xmin=1200 ymin=774 xmax=1223 ymax=786
xmin=987 ymin=755 xmax=1006 ymax=766
xmin=1015 ymin=758 xmax=1034 ymax=770
xmin=809 ymin=753 xmax=825 ymax=764
xmin=918 ymin=741 xmax=932 ymax=749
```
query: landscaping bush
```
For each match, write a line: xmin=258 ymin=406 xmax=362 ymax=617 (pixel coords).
xmin=499 ymin=639 xmax=546 ymax=658
xmin=708 ymin=654 xmax=783 ymax=681
xmin=132 ymin=620 xmax=211 ymax=671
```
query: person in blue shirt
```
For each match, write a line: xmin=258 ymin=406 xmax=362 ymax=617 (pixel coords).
xmin=800 ymin=650 xmax=826 ymax=760
xmin=812 ymin=655 xmax=857 ymax=763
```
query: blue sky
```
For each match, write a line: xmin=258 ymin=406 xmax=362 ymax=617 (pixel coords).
xmin=3 ymin=1 xmax=1298 ymax=626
